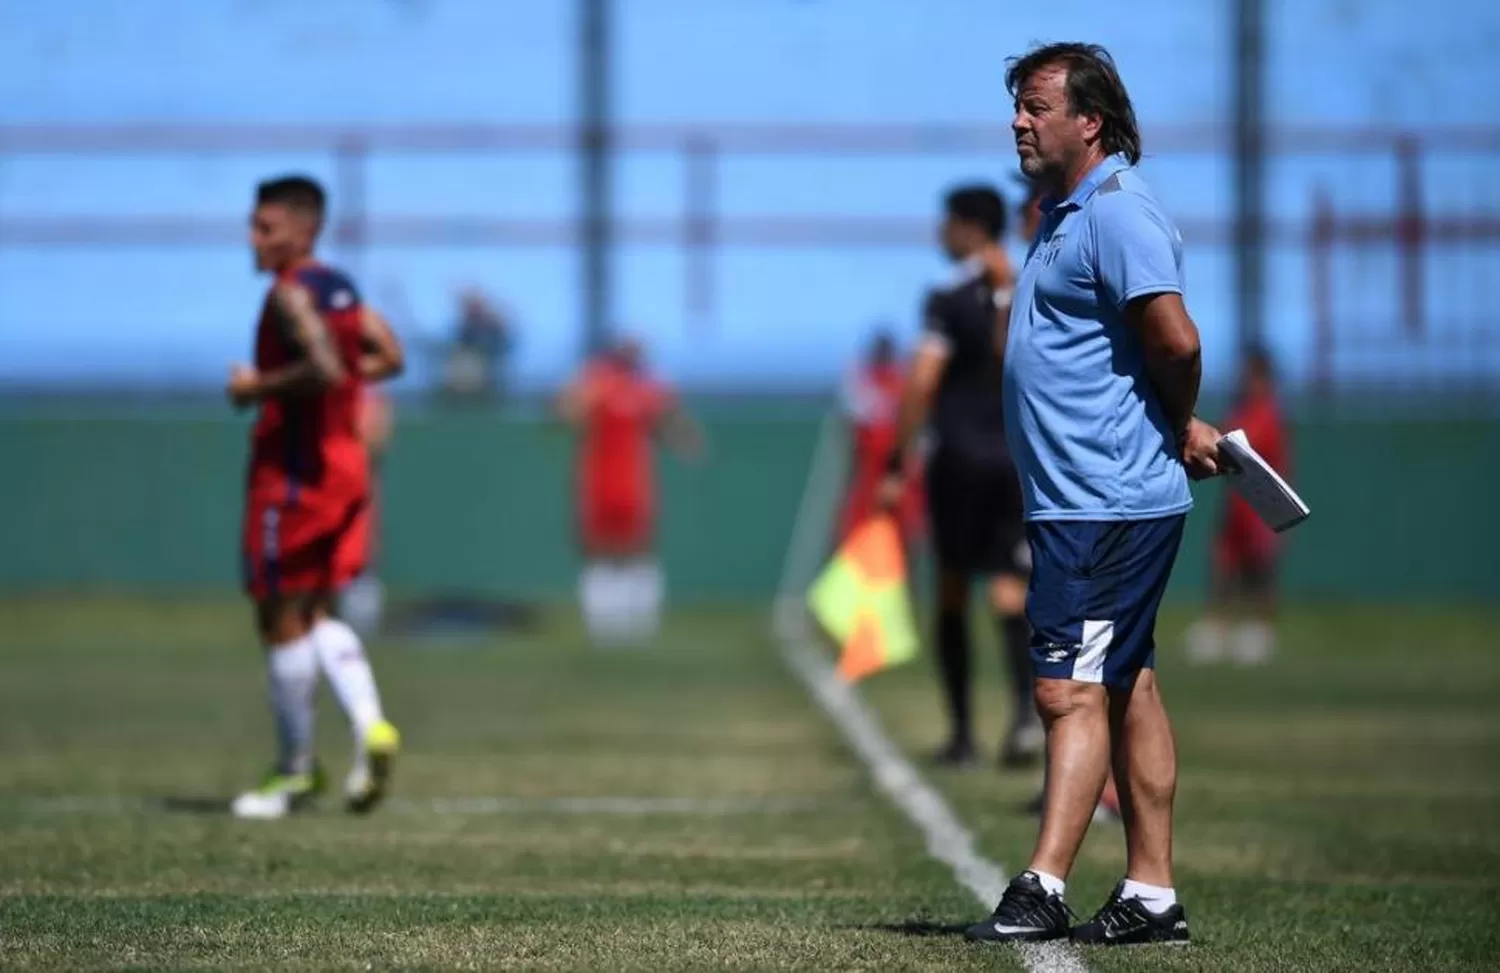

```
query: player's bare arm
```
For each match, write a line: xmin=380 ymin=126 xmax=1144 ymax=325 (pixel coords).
xmin=357 ymin=306 xmax=405 ymax=382
xmin=1125 ymin=291 xmax=1220 ymax=478
xmin=228 ymin=283 xmax=346 ymax=408
xmin=357 ymin=390 xmax=394 ymax=455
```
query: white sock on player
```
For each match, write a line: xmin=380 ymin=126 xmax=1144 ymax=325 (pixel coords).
xmin=311 ymin=617 xmax=385 ymax=738
xmin=624 ymin=558 xmax=663 ymax=641
xmin=581 ymin=562 xmax=616 ymax=643
xmin=1119 ymin=878 xmax=1177 ymax=914
xmin=1029 ymin=869 xmax=1066 ymax=898
xmin=266 ymin=634 xmax=318 ymax=775
xmin=1231 ymin=620 xmax=1275 ymax=665
xmin=1184 ymin=617 xmax=1228 ymax=664
xmin=583 ymin=561 xmax=637 ymax=645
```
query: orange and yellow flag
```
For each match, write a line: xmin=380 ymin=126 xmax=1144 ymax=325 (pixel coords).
xmin=806 ymin=516 xmax=919 ymax=682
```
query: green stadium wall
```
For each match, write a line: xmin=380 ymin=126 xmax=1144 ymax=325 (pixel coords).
xmin=0 ymin=406 xmax=1494 ymax=603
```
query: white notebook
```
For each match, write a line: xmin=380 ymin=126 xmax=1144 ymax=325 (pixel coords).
xmin=1217 ymin=428 xmax=1310 ymax=533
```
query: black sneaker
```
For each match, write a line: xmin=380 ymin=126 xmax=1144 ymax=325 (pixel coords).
xmin=964 ymin=871 xmax=1074 ymax=942
xmin=1072 ymin=883 xmax=1190 ymax=946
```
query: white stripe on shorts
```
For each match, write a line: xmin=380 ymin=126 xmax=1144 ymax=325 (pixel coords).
xmin=1074 ymin=619 xmax=1114 ymax=683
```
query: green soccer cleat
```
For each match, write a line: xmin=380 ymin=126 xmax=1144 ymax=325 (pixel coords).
xmin=231 ymin=765 xmax=326 ymax=820
xmin=345 ymin=719 xmax=401 ymax=815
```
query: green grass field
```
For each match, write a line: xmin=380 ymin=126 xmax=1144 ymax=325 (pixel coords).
xmin=0 ymin=597 xmax=1497 ymax=971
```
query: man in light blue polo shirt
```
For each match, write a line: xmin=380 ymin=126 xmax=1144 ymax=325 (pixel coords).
xmin=964 ymin=43 xmax=1223 ymax=947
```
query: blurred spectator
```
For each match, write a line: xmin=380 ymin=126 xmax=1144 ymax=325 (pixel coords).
xmin=1184 ymin=345 xmax=1291 ymax=666
xmin=441 ymin=288 xmax=513 ymax=401
xmin=558 ymin=336 xmax=704 ymax=646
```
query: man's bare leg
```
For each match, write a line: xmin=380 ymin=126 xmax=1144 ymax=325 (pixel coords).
xmin=1028 ymin=678 xmax=1112 ymax=882
xmin=1109 ymin=670 xmax=1177 ymax=890
xmin=232 ymin=595 xmax=321 ymax=819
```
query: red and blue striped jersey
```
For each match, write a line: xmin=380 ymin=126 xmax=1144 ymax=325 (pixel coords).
xmin=248 ymin=261 xmax=369 ymax=497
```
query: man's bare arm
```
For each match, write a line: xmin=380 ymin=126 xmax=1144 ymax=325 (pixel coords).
xmin=1125 ymin=291 xmax=1222 ymax=478
xmin=242 ymin=284 xmax=346 ymax=402
xmin=357 ymin=390 xmax=394 ymax=455
xmin=1125 ymin=292 xmax=1201 ymax=439
xmin=357 ymin=306 xmax=405 ymax=382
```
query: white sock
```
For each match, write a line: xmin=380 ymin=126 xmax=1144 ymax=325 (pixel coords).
xmin=582 ymin=562 xmax=631 ymax=644
xmin=626 ymin=558 xmax=663 ymax=640
xmin=1120 ymin=878 xmax=1177 ymax=914
xmin=1231 ymin=620 xmax=1275 ymax=665
xmin=1027 ymin=869 xmax=1066 ymax=898
xmin=267 ymin=635 xmax=318 ymax=775
xmin=311 ymin=617 xmax=385 ymax=737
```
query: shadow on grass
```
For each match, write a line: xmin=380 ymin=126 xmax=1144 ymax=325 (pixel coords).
xmin=854 ymin=917 xmax=972 ymax=938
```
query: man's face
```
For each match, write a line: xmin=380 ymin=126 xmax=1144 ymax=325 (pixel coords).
xmin=1012 ymin=64 xmax=1099 ymax=186
xmin=249 ymin=202 xmax=312 ymax=272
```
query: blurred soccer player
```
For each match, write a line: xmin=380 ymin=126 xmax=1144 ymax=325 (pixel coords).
xmin=337 ymin=384 xmax=393 ymax=637
xmin=837 ymin=330 xmax=923 ymax=545
xmin=559 ymin=338 xmax=703 ymax=645
xmin=881 ymin=185 xmax=1041 ymax=770
xmin=1185 ymin=345 xmax=1289 ymax=665
xmin=229 ymin=175 xmax=405 ymax=819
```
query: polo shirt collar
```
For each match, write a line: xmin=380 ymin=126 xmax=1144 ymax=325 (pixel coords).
xmin=1041 ymin=153 xmax=1132 ymax=214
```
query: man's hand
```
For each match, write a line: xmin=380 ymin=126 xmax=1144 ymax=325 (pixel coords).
xmin=1180 ymin=416 xmax=1222 ymax=480
xmin=227 ymin=364 xmax=260 ymax=409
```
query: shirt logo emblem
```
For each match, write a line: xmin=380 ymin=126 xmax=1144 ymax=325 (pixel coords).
xmin=1036 ymin=233 xmax=1067 ymax=267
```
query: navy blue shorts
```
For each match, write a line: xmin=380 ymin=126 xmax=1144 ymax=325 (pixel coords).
xmin=1026 ymin=515 xmax=1186 ymax=687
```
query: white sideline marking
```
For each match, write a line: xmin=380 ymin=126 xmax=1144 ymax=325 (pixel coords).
xmin=771 ymin=411 xmax=1087 ymax=973
xmin=8 ymin=795 xmax=831 ymax=817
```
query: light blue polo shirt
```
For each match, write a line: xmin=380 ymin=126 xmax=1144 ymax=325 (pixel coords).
xmin=1003 ymin=153 xmax=1192 ymax=522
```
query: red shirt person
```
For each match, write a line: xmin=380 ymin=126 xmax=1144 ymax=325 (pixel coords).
xmin=1214 ymin=349 xmax=1290 ymax=580
xmin=1186 ymin=345 xmax=1291 ymax=667
xmin=563 ymin=344 xmax=687 ymax=558
xmin=558 ymin=339 xmax=703 ymax=645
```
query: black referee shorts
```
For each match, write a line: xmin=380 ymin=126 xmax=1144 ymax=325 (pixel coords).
xmin=925 ymin=449 xmax=1028 ymax=577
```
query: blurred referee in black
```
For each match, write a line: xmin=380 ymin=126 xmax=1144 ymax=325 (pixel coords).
xmin=881 ymin=184 xmax=1042 ymax=769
